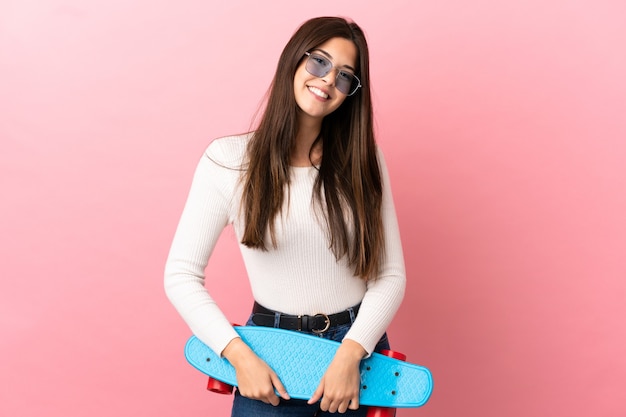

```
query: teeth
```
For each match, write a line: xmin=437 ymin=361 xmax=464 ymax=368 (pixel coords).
xmin=308 ymin=86 xmax=328 ymax=99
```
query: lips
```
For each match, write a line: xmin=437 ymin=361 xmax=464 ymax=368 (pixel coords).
xmin=307 ymin=85 xmax=330 ymax=100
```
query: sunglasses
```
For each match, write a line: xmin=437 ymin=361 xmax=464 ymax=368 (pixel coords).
xmin=303 ymin=52 xmax=362 ymax=96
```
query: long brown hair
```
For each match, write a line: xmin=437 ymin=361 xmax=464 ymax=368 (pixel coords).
xmin=241 ymin=16 xmax=383 ymax=280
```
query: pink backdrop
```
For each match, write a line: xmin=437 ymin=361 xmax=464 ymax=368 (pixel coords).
xmin=2 ymin=1 xmax=625 ymax=416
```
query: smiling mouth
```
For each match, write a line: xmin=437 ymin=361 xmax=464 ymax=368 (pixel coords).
xmin=308 ymin=86 xmax=329 ymax=99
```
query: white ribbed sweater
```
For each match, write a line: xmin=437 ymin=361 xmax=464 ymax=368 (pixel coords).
xmin=164 ymin=134 xmax=406 ymax=356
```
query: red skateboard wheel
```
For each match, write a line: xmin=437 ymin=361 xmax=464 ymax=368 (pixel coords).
xmin=207 ymin=377 xmax=233 ymax=394
xmin=380 ymin=349 xmax=407 ymax=361
xmin=366 ymin=407 xmax=396 ymax=417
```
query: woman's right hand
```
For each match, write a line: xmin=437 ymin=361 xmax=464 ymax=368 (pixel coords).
xmin=222 ymin=337 xmax=290 ymax=406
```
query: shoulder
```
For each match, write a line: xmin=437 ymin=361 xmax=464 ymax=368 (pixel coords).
xmin=204 ymin=132 xmax=252 ymax=169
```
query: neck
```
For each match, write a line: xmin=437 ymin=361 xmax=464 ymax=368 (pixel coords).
xmin=291 ymin=113 xmax=323 ymax=166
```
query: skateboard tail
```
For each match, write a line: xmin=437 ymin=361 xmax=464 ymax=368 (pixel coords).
xmin=365 ymin=349 xmax=406 ymax=417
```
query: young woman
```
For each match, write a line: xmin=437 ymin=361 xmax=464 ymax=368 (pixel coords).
xmin=165 ymin=16 xmax=406 ymax=416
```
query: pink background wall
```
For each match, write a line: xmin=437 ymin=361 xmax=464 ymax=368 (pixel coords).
xmin=2 ymin=1 xmax=625 ymax=416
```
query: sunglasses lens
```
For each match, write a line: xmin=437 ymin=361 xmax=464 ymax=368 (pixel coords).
xmin=306 ymin=54 xmax=331 ymax=78
xmin=336 ymin=71 xmax=355 ymax=96
xmin=305 ymin=53 xmax=360 ymax=96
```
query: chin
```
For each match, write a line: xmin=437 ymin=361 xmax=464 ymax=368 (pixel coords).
xmin=296 ymin=105 xmax=329 ymax=121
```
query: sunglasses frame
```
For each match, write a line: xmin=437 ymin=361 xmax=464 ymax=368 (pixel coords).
xmin=303 ymin=52 xmax=362 ymax=96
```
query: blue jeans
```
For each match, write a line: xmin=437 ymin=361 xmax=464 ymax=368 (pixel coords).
xmin=230 ymin=312 xmax=390 ymax=417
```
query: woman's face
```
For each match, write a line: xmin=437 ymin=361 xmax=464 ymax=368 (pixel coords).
xmin=293 ymin=37 xmax=358 ymax=124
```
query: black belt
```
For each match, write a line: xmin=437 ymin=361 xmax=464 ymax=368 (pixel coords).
xmin=251 ymin=301 xmax=360 ymax=333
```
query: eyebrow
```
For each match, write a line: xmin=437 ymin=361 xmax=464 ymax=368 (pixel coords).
xmin=312 ymin=48 xmax=357 ymax=73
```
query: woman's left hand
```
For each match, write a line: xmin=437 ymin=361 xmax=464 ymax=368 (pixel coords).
xmin=307 ymin=339 xmax=367 ymax=413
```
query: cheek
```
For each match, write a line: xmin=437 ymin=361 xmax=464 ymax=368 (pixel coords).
xmin=331 ymin=95 xmax=348 ymax=111
xmin=293 ymin=63 xmax=308 ymax=86
xmin=293 ymin=73 xmax=304 ymax=90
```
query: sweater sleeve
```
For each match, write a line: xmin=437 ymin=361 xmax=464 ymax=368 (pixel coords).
xmin=164 ymin=140 xmax=241 ymax=356
xmin=342 ymin=148 xmax=407 ymax=355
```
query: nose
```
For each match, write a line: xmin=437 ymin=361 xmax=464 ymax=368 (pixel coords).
xmin=320 ymin=68 xmax=337 ymax=87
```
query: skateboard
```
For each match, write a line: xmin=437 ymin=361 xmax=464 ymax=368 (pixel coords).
xmin=185 ymin=326 xmax=433 ymax=415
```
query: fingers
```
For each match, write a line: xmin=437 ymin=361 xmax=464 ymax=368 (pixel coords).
xmin=309 ymin=342 xmax=363 ymax=413
xmin=237 ymin=381 xmax=278 ymax=405
xmin=225 ymin=341 xmax=289 ymax=406
xmin=307 ymin=382 xmax=324 ymax=405
xmin=348 ymin=396 xmax=360 ymax=410
xmin=266 ymin=392 xmax=280 ymax=407
xmin=270 ymin=371 xmax=290 ymax=401
xmin=239 ymin=371 xmax=289 ymax=406
xmin=308 ymin=381 xmax=360 ymax=413
xmin=319 ymin=394 xmax=360 ymax=413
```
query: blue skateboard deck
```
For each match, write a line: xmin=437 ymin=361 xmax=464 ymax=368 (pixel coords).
xmin=185 ymin=326 xmax=433 ymax=408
